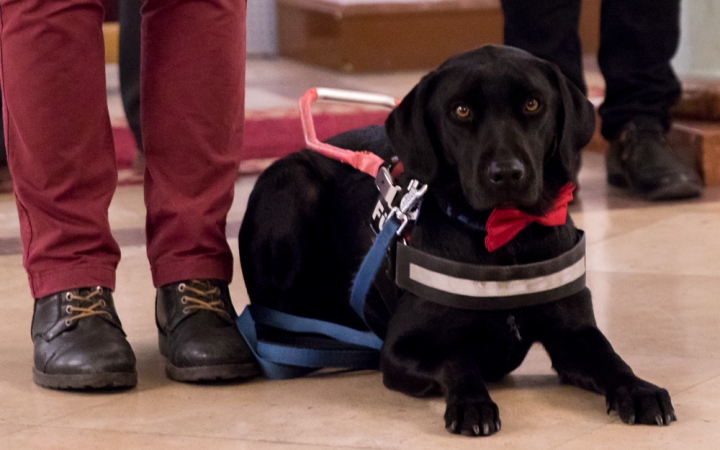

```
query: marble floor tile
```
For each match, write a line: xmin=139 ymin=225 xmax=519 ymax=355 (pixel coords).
xmin=0 ymin=192 xmax=21 ymax=240
xmin=244 ymin=57 xmax=423 ymax=101
xmin=0 ymin=345 xmax=121 ymax=428
xmin=553 ymin=373 xmax=720 ymax=450
xmin=39 ymin=371 xmax=615 ymax=450
xmin=587 ymin=270 xmax=720 ymax=359
xmin=245 ymin=87 xmax=298 ymax=111
xmin=585 ymin=213 xmax=720 ymax=277
xmin=0 ymin=426 xmax=347 ymax=450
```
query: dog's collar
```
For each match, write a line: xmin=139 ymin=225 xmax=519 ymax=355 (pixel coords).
xmin=394 ymin=230 xmax=586 ymax=310
xmin=436 ymin=183 xmax=575 ymax=252
xmin=441 ymin=203 xmax=487 ymax=233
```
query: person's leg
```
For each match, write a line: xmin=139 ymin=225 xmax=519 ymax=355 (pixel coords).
xmin=0 ymin=0 xmax=135 ymax=389
xmin=119 ymin=0 xmax=143 ymax=162
xmin=141 ymin=0 xmax=256 ymax=381
xmin=0 ymin=1 xmax=120 ymax=295
xmin=598 ymin=0 xmax=681 ymax=138
xmin=600 ymin=0 xmax=701 ymax=200
xmin=0 ymin=91 xmax=10 ymax=192
xmin=501 ymin=0 xmax=585 ymax=93
xmin=0 ymin=91 xmax=6 ymax=167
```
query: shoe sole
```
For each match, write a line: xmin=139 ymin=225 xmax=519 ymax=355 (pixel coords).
xmin=164 ymin=360 xmax=259 ymax=382
xmin=644 ymin=181 xmax=702 ymax=201
xmin=158 ymin=332 xmax=260 ymax=382
xmin=607 ymin=172 xmax=702 ymax=201
xmin=33 ymin=368 xmax=137 ymax=390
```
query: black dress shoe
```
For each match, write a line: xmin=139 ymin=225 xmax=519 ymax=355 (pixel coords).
xmin=31 ymin=287 xmax=137 ymax=390
xmin=606 ymin=119 xmax=702 ymax=201
xmin=156 ymin=279 xmax=258 ymax=382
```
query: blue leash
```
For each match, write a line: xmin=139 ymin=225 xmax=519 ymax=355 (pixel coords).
xmin=236 ymin=214 xmax=402 ymax=380
xmin=350 ymin=215 xmax=402 ymax=321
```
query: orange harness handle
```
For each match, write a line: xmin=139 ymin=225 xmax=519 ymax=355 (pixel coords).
xmin=299 ymin=87 xmax=401 ymax=178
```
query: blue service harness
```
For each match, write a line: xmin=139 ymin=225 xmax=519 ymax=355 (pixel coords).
xmin=236 ymin=165 xmax=587 ymax=380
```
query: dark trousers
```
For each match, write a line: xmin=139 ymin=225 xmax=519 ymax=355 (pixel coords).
xmin=500 ymin=0 xmax=681 ymax=139
xmin=119 ymin=0 xmax=142 ymax=152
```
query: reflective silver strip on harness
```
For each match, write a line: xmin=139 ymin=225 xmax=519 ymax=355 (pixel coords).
xmin=395 ymin=231 xmax=586 ymax=310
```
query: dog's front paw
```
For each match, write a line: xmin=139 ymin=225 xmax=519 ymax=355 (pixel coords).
xmin=606 ymin=379 xmax=676 ymax=426
xmin=444 ymin=400 xmax=501 ymax=437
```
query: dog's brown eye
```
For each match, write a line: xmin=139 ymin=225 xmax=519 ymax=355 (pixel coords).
xmin=453 ymin=104 xmax=472 ymax=120
xmin=524 ymin=98 xmax=540 ymax=113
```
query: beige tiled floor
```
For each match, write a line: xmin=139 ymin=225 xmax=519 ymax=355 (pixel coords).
xmin=1 ymin=57 xmax=720 ymax=448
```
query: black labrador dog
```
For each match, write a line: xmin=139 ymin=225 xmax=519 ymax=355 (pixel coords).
xmin=239 ymin=46 xmax=675 ymax=436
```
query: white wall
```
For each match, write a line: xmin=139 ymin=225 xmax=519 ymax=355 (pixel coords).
xmin=673 ymin=0 xmax=720 ymax=79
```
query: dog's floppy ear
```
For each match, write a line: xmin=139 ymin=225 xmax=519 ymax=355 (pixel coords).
xmin=548 ymin=64 xmax=596 ymax=183
xmin=385 ymin=72 xmax=438 ymax=183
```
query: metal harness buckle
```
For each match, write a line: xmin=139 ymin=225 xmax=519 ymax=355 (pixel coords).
xmin=391 ymin=180 xmax=427 ymax=236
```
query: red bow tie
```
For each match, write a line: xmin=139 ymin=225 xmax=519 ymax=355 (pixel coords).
xmin=484 ymin=183 xmax=575 ymax=252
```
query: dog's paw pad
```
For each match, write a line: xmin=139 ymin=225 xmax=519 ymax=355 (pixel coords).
xmin=607 ymin=380 xmax=676 ymax=426
xmin=444 ymin=400 xmax=501 ymax=437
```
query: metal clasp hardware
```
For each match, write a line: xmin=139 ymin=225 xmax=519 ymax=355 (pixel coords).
xmin=375 ymin=166 xmax=402 ymax=206
xmin=392 ymin=180 xmax=428 ymax=236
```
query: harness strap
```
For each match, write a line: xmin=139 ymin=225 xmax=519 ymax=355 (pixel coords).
xmin=395 ymin=231 xmax=586 ymax=310
xmin=299 ymin=88 xmax=397 ymax=178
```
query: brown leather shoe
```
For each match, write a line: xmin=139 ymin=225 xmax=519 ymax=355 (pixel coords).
xmin=156 ymin=279 xmax=258 ymax=382
xmin=31 ymin=287 xmax=137 ymax=390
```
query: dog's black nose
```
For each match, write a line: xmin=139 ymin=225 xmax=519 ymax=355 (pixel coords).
xmin=488 ymin=159 xmax=525 ymax=186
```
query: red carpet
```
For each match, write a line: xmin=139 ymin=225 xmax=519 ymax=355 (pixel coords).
xmin=112 ymin=106 xmax=391 ymax=184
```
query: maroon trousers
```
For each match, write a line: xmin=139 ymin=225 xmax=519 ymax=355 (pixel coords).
xmin=0 ymin=0 xmax=246 ymax=298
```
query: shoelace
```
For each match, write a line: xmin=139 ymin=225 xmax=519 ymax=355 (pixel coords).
xmin=178 ymin=280 xmax=230 ymax=318
xmin=64 ymin=287 xmax=111 ymax=326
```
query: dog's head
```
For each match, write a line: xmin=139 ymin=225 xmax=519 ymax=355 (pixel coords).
xmin=385 ymin=46 xmax=595 ymax=215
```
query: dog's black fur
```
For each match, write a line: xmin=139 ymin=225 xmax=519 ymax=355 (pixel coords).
xmin=239 ymin=46 xmax=675 ymax=436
